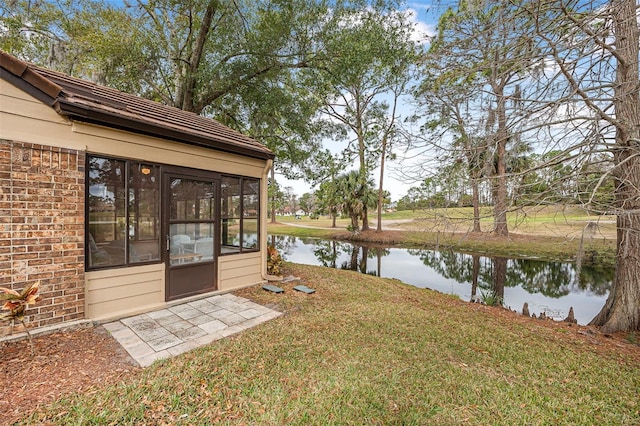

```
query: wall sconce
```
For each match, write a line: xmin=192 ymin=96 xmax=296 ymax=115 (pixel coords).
xmin=141 ymin=165 xmax=152 ymax=175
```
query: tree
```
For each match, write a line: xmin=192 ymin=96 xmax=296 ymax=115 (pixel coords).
xmin=334 ymin=170 xmax=376 ymax=232
xmin=425 ymin=0 xmax=541 ymax=236
xmin=1 ymin=0 xmax=340 ymax=224
xmin=574 ymin=154 xmax=615 ymax=210
xmin=411 ymin=0 xmax=639 ymax=332
xmin=564 ymin=0 xmax=640 ymax=332
xmin=243 ymin=72 xmax=325 ymax=219
xmin=373 ymin=34 xmax=420 ymax=232
xmin=414 ymin=43 xmax=489 ymax=232
xmin=315 ymin=180 xmax=341 ymax=227
xmin=308 ymin=150 xmax=343 ymax=227
xmin=283 ymin=186 xmax=298 ymax=216
xmin=520 ymin=0 xmax=640 ymax=332
xmin=0 ymin=0 xmax=330 ymax=115
xmin=418 ymin=4 xmax=481 ymax=216
xmin=267 ymin=178 xmax=286 ymax=222
xmin=310 ymin=6 xmax=421 ymax=231
xmin=0 ymin=0 xmax=139 ymax=82
xmin=298 ymin=192 xmax=318 ymax=216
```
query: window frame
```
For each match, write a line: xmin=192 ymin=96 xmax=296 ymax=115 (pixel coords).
xmin=86 ymin=156 xmax=262 ymax=271
xmin=219 ymin=175 xmax=261 ymax=255
xmin=85 ymin=154 xmax=162 ymax=271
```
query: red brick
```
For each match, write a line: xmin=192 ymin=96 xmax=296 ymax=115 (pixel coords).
xmin=31 ymin=311 xmax=54 ymax=322
xmin=3 ymin=141 xmax=86 ymax=329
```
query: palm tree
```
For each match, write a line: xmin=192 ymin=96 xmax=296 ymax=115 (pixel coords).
xmin=335 ymin=171 xmax=376 ymax=233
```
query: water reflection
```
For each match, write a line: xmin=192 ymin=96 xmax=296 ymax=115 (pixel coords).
xmin=270 ymin=235 xmax=613 ymax=325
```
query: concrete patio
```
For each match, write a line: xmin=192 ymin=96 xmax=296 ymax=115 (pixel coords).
xmin=103 ymin=293 xmax=282 ymax=367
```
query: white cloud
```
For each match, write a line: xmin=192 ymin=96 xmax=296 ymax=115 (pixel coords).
xmin=407 ymin=1 xmax=433 ymax=12
xmin=335 ymin=6 xmax=435 ymax=46
xmin=403 ymin=8 xmax=435 ymax=45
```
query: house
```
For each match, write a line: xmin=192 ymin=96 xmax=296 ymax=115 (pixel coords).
xmin=0 ymin=50 xmax=275 ymax=329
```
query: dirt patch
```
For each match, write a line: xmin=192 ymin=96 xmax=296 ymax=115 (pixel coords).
xmin=342 ymin=229 xmax=407 ymax=245
xmin=0 ymin=326 xmax=140 ymax=425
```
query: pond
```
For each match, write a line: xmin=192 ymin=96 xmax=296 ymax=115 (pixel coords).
xmin=270 ymin=235 xmax=613 ymax=325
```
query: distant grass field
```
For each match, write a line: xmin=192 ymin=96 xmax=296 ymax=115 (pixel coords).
xmin=275 ymin=205 xmax=616 ymax=239
xmin=401 ymin=206 xmax=615 ymax=240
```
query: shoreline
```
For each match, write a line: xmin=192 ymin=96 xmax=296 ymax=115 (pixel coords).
xmin=267 ymin=222 xmax=617 ymax=267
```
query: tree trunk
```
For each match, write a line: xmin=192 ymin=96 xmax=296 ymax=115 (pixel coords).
xmin=270 ymin=167 xmax=277 ymax=223
xmin=491 ymin=173 xmax=508 ymax=236
xmin=362 ymin=206 xmax=370 ymax=231
xmin=471 ymin=177 xmax=481 ymax=233
xmin=492 ymin=85 xmax=509 ymax=236
xmin=590 ymin=0 xmax=640 ymax=332
xmin=354 ymin=95 xmax=370 ymax=232
xmin=377 ymin=136 xmax=387 ymax=232
xmin=591 ymin=212 xmax=640 ymax=332
xmin=176 ymin=1 xmax=217 ymax=113
xmin=350 ymin=212 xmax=360 ymax=232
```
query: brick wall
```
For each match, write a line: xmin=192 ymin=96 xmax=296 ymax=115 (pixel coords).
xmin=0 ymin=140 xmax=86 ymax=331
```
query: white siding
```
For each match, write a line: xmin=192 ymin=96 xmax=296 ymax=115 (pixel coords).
xmin=85 ymin=264 xmax=165 ymax=321
xmin=218 ymin=252 xmax=263 ymax=291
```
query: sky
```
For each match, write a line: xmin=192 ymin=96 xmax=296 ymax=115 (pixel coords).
xmin=279 ymin=2 xmax=439 ymax=202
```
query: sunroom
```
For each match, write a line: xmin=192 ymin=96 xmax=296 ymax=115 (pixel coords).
xmin=0 ymin=50 xmax=274 ymax=326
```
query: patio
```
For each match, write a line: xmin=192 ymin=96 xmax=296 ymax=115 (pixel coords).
xmin=103 ymin=293 xmax=282 ymax=367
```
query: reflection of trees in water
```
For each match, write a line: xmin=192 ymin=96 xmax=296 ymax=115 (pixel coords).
xmin=407 ymin=249 xmax=493 ymax=289
xmin=271 ymin=237 xmax=392 ymax=276
xmin=576 ymin=264 xmax=613 ymax=296
xmin=313 ymin=240 xmax=351 ymax=268
xmin=339 ymin=244 xmax=391 ymax=276
xmin=408 ymin=249 xmax=612 ymax=299
xmin=270 ymin=235 xmax=299 ymax=259
xmin=492 ymin=257 xmax=507 ymax=305
xmin=471 ymin=255 xmax=480 ymax=302
xmin=270 ymin=235 xmax=613 ymax=298
xmin=510 ymin=259 xmax=573 ymax=298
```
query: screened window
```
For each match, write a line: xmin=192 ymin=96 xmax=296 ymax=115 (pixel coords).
xmin=87 ymin=157 xmax=260 ymax=268
xmin=168 ymin=178 xmax=216 ymax=266
xmin=87 ymin=156 xmax=160 ymax=269
xmin=221 ymin=176 xmax=260 ymax=254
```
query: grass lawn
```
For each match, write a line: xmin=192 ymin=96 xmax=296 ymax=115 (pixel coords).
xmin=24 ymin=264 xmax=640 ymax=425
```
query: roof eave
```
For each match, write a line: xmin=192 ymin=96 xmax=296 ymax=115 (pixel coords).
xmin=56 ymin=99 xmax=275 ymax=161
xmin=0 ymin=51 xmax=62 ymax=100
xmin=0 ymin=66 xmax=58 ymax=107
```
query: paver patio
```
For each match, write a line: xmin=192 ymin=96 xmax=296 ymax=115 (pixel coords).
xmin=103 ymin=293 xmax=281 ymax=367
